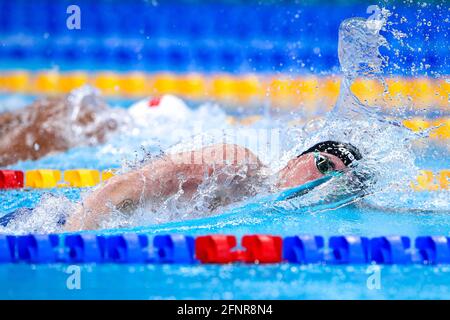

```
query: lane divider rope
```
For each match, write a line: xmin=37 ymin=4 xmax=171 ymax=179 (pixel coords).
xmin=1 ymin=234 xmax=450 ymax=265
xmin=0 ymin=71 xmax=448 ymax=110
xmin=0 ymin=169 xmax=116 ymax=189
xmin=1 ymin=169 xmax=449 ymax=190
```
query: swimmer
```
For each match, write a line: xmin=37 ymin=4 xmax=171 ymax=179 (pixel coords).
xmin=0 ymin=86 xmax=189 ymax=166
xmin=0 ymin=88 xmax=364 ymax=231
xmin=0 ymin=87 xmax=118 ymax=166
xmin=65 ymin=140 xmax=362 ymax=230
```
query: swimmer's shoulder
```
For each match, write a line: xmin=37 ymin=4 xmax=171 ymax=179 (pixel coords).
xmin=157 ymin=143 xmax=263 ymax=169
xmin=201 ymin=143 xmax=262 ymax=167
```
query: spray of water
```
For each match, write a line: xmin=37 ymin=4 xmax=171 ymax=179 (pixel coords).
xmin=276 ymin=11 xmax=446 ymax=214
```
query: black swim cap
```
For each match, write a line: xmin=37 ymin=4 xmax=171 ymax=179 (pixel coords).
xmin=299 ymin=140 xmax=362 ymax=167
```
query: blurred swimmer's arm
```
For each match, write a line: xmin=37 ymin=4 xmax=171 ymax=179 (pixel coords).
xmin=0 ymin=97 xmax=70 ymax=166
xmin=0 ymin=91 xmax=118 ymax=166
xmin=65 ymin=144 xmax=264 ymax=231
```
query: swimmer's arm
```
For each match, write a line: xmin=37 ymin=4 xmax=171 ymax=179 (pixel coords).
xmin=0 ymin=94 xmax=117 ymax=166
xmin=0 ymin=98 xmax=69 ymax=166
xmin=65 ymin=156 xmax=207 ymax=231
xmin=65 ymin=144 xmax=264 ymax=231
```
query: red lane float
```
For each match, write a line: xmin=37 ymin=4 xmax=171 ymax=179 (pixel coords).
xmin=241 ymin=235 xmax=283 ymax=263
xmin=0 ymin=170 xmax=24 ymax=189
xmin=195 ymin=235 xmax=238 ymax=264
xmin=148 ymin=96 xmax=162 ymax=107
xmin=195 ymin=235 xmax=283 ymax=264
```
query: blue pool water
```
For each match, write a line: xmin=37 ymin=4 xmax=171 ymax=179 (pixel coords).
xmin=0 ymin=138 xmax=449 ymax=299
xmin=1 ymin=13 xmax=449 ymax=299
xmin=2 ymin=197 xmax=450 ymax=299
xmin=2 ymin=263 xmax=450 ymax=300
xmin=1 ymin=79 xmax=449 ymax=300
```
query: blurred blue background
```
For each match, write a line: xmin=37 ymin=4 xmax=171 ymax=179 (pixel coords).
xmin=0 ymin=0 xmax=448 ymax=75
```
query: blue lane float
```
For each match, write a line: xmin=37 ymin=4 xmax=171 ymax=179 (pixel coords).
xmin=415 ymin=236 xmax=450 ymax=264
xmin=0 ymin=235 xmax=15 ymax=262
xmin=328 ymin=236 xmax=370 ymax=264
xmin=370 ymin=236 xmax=412 ymax=264
xmin=1 ymin=233 xmax=450 ymax=265
xmin=16 ymin=235 xmax=60 ymax=263
xmin=153 ymin=235 xmax=196 ymax=264
xmin=283 ymin=235 xmax=324 ymax=264
xmin=64 ymin=234 xmax=106 ymax=263
xmin=106 ymin=234 xmax=149 ymax=263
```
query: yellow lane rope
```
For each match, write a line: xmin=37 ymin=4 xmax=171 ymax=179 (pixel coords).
xmin=0 ymin=71 xmax=448 ymax=110
xmin=0 ymin=168 xmax=448 ymax=190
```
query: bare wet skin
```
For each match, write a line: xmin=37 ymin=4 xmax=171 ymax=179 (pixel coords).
xmin=0 ymin=92 xmax=118 ymax=166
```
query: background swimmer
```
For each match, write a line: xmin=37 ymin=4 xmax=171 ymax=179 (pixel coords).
xmin=65 ymin=140 xmax=361 ymax=230
xmin=0 ymin=86 xmax=188 ymax=166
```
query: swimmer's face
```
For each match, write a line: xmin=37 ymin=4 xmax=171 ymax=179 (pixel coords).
xmin=277 ymin=152 xmax=346 ymax=189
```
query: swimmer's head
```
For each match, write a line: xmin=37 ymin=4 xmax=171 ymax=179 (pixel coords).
xmin=298 ymin=140 xmax=362 ymax=167
xmin=278 ymin=140 xmax=363 ymax=189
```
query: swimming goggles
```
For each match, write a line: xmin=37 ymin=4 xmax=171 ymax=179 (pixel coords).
xmin=314 ymin=152 xmax=336 ymax=175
